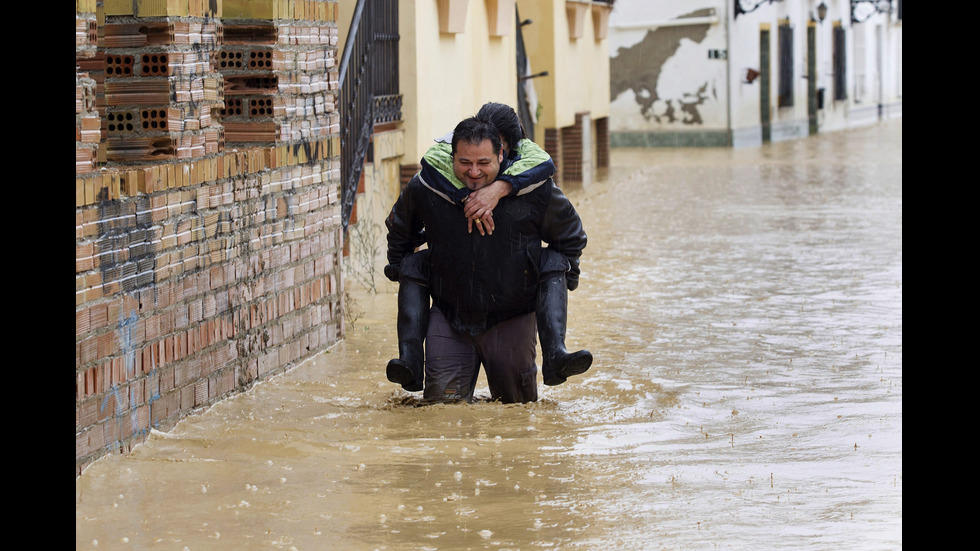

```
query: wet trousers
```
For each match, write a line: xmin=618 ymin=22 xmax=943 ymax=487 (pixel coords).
xmin=423 ymin=305 xmax=539 ymax=404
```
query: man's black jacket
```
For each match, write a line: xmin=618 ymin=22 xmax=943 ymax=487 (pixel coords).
xmin=385 ymin=174 xmax=587 ymax=336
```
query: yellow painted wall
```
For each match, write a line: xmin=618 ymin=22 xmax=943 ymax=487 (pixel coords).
xmin=338 ymin=0 xmax=353 ymax=59
xmin=401 ymin=0 xmax=518 ymax=162
xmin=518 ymin=0 xmax=610 ymax=137
xmin=515 ymin=0 xmax=556 ymax=138
xmin=338 ymin=0 xmax=610 ymax=154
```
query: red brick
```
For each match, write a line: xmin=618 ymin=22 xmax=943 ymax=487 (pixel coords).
xmin=76 ymin=308 xmax=92 ymax=336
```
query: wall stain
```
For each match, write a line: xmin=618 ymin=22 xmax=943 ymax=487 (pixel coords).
xmin=610 ymin=9 xmax=713 ymax=125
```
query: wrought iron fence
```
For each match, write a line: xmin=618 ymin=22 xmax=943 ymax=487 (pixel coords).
xmin=372 ymin=0 xmax=401 ymax=125
xmin=339 ymin=0 xmax=402 ymax=233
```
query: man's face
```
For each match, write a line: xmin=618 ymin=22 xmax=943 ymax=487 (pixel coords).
xmin=453 ymin=139 xmax=503 ymax=191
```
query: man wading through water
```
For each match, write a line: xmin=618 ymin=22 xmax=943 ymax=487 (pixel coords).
xmin=383 ymin=113 xmax=591 ymax=403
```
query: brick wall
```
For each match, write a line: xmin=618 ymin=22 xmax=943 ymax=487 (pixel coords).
xmin=400 ymin=163 xmax=421 ymax=189
xmin=543 ymin=114 xmax=610 ymax=185
xmin=75 ymin=0 xmax=345 ymax=476
xmin=596 ymin=116 xmax=609 ymax=169
xmin=560 ymin=115 xmax=584 ymax=182
xmin=544 ymin=128 xmax=561 ymax=185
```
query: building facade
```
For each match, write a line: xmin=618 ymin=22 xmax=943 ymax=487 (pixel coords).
xmin=607 ymin=0 xmax=902 ymax=147
xmin=76 ymin=0 xmax=615 ymax=474
xmin=337 ymin=0 xmax=615 ymax=285
xmin=76 ymin=0 xmax=348 ymax=475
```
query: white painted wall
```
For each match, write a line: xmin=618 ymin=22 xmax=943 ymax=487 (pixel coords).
xmin=608 ymin=0 xmax=729 ymax=133
xmin=607 ymin=0 xmax=902 ymax=145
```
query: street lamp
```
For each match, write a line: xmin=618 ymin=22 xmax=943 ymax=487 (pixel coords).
xmin=851 ymin=0 xmax=891 ymax=23
xmin=816 ymin=2 xmax=828 ymax=23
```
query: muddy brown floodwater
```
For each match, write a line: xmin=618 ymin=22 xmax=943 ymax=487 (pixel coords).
xmin=76 ymin=119 xmax=902 ymax=550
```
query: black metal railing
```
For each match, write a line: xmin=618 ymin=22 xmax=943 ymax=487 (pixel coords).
xmin=339 ymin=0 xmax=373 ymax=234
xmin=339 ymin=0 xmax=402 ymax=233
xmin=372 ymin=0 xmax=401 ymax=125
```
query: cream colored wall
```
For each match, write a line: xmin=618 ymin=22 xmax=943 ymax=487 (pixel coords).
xmin=518 ymin=0 xmax=610 ymax=137
xmin=515 ymin=1 xmax=557 ymax=136
xmin=338 ymin=1 xmax=352 ymax=60
xmin=339 ymin=0 xmax=610 ymax=154
xmin=349 ymin=129 xmax=405 ymax=293
xmin=401 ymin=0 xmax=519 ymax=163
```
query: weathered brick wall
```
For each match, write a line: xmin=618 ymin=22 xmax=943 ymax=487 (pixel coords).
xmin=75 ymin=0 xmax=345 ymax=476
xmin=543 ymin=114 xmax=611 ymax=184
xmin=595 ymin=116 xmax=609 ymax=168
xmin=560 ymin=116 xmax=584 ymax=182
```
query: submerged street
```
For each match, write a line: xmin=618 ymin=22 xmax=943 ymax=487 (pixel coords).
xmin=76 ymin=119 xmax=902 ymax=550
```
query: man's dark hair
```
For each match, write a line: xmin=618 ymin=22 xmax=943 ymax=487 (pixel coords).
xmin=451 ymin=117 xmax=502 ymax=156
xmin=476 ymin=102 xmax=525 ymax=152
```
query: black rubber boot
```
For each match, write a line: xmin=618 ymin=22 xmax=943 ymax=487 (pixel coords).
xmin=386 ymin=278 xmax=429 ymax=392
xmin=538 ymin=276 xmax=592 ymax=386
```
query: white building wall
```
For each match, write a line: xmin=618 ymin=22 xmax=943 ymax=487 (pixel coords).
xmin=607 ymin=0 xmax=902 ymax=147
xmin=808 ymin=2 xmax=849 ymax=133
xmin=847 ymin=5 xmax=902 ymax=127
xmin=608 ymin=0 xmax=731 ymax=146
xmin=727 ymin=2 xmax=769 ymax=145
